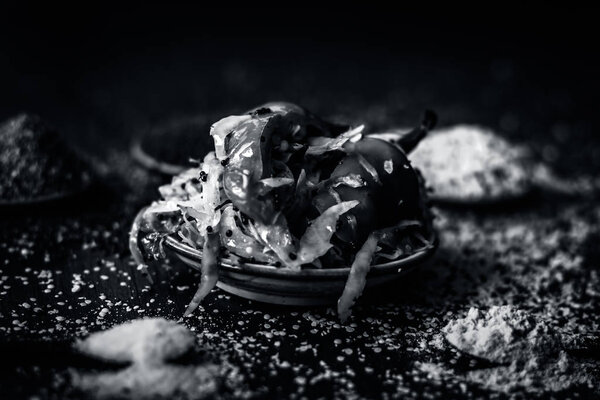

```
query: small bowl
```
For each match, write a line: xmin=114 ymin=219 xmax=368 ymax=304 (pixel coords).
xmin=164 ymin=233 xmax=438 ymax=306
xmin=130 ymin=139 xmax=186 ymax=176
xmin=130 ymin=114 xmax=223 ymax=176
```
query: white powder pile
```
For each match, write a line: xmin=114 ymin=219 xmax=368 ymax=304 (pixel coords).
xmin=443 ymin=306 xmax=598 ymax=393
xmin=443 ymin=306 xmax=558 ymax=364
xmin=75 ymin=317 xmax=196 ymax=365
xmin=410 ymin=125 xmax=531 ymax=202
xmin=72 ymin=318 xmax=218 ymax=399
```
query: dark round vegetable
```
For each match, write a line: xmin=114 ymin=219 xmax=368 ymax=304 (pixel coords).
xmin=313 ymin=137 xmax=422 ymax=244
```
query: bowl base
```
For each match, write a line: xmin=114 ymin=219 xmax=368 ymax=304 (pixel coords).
xmin=216 ymin=282 xmax=336 ymax=306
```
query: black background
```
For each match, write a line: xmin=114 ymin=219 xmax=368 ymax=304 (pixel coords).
xmin=1 ymin=3 xmax=598 ymax=150
xmin=1 ymin=3 xmax=599 ymax=399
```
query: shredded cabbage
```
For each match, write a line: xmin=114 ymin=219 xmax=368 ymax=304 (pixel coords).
xmin=184 ymin=231 xmax=221 ymax=316
xmin=337 ymin=233 xmax=380 ymax=322
xmin=297 ymin=201 xmax=359 ymax=265
xmin=305 ymin=125 xmax=364 ymax=156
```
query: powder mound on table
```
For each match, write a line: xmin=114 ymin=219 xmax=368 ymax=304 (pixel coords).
xmin=444 ymin=306 xmax=599 ymax=394
xmin=410 ymin=125 xmax=531 ymax=202
xmin=73 ymin=363 xmax=219 ymax=400
xmin=75 ymin=317 xmax=195 ymax=366
xmin=0 ymin=113 xmax=90 ymax=202
xmin=72 ymin=318 xmax=218 ymax=399
xmin=443 ymin=305 xmax=560 ymax=364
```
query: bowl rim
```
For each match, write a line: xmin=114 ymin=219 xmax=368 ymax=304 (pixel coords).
xmin=164 ymin=230 xmax=438 ymax=279
xmin=130 ymin=139 xmax=186 ymax=176
xmin=130 ymin=113 xmax=223 ymax=176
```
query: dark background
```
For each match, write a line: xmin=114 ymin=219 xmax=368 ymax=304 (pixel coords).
xmin=1 ymin=3 xmax=600 ymax=399
xmin=1 ymin=3 xmax=598 ymax=175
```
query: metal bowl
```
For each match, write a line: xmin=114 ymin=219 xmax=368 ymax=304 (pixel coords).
xmin=164 ymin=232 xmax=438 ymax=306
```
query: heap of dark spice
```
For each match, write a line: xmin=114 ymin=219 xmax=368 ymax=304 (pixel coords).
xmin=138 ymin=114 xmax=222 ymax=168
xmin=0 ymin=114 xmax=91 ymax=202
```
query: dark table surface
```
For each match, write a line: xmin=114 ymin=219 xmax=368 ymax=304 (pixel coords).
xmin=1 ymin=4 xmax=600 ymax=399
